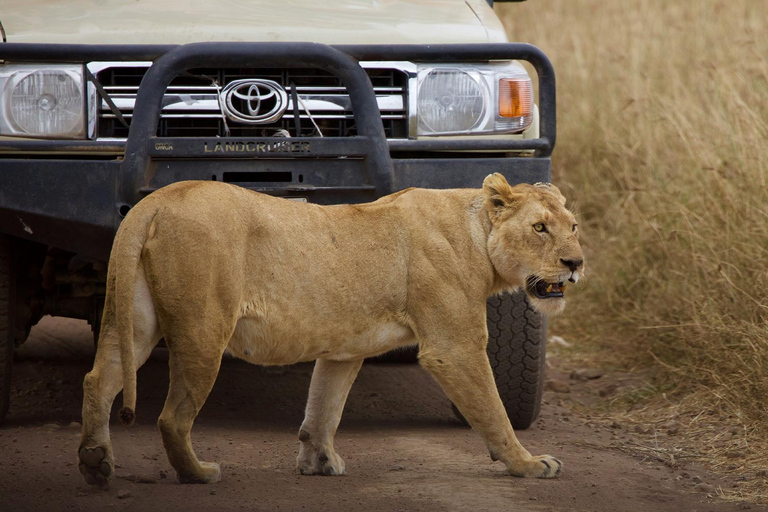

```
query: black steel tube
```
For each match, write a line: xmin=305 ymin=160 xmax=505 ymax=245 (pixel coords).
xmin=0 ymin=41 xmax=554 ymax=158
xmin=0 ymin=42 xmax=555 ymax=194
xmin=119 ymin=42 xmax=393 ymax=205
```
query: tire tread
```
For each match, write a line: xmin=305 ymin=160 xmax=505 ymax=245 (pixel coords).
xmin=485 ymin=292 xmax=546 ymax=430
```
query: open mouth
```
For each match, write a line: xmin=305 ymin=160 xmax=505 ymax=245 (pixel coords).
xmin=526 ymin=276 xmax=567 ymax=299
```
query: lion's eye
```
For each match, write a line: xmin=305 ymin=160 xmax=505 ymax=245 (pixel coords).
xmin=572 ymin=224 xmax=578 ymax=232
xmin=533 ymin=223 xmax=547 ymax=233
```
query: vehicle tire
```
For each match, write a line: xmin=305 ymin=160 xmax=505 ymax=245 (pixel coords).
xmin=453 ymin=291 xmax=547 ymax=430
xmin=0 ymin=236 xmax=15 ymax=424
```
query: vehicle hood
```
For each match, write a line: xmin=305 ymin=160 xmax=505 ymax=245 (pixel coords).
xmin=1 ymin=0 xmax=508 ymax=45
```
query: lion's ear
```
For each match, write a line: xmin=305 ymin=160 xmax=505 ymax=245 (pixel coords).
xmin=547 ymin=184 xmax=567 ymax=206
xmin=483 ymin=173 xmax=523 ymax=215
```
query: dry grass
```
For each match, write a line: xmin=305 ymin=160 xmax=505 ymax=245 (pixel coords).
xmin=497 ymin=0 xmax=768 ymax=500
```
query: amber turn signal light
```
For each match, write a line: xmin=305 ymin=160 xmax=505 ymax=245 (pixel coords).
xmin=498 ymin=78 xmax=533 ymax=118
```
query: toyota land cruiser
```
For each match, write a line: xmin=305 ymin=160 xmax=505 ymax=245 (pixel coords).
xmin=0 ymin=0 xmax=555 ymax=428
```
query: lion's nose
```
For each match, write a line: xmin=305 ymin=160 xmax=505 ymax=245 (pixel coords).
xmin=560 ymin=258 xmax=583 ymax=272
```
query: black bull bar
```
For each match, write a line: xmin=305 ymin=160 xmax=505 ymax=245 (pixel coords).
xmin=0 ymin=42 xmax=555 ymax=260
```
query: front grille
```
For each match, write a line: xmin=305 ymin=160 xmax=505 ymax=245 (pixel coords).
xmin=93 ymin=64 xmax=409 ymax=139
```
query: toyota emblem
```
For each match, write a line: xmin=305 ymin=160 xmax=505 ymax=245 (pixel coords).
xmin=220 ymin=79 xmax=288 ymax=124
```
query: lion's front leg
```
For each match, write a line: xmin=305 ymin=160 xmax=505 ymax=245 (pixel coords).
xmin=297 ymin=358 xmax=363 ymax=476
xmin=418 ymin=326 xmax=562 ymax=479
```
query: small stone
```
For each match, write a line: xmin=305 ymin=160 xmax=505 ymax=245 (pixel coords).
xmin=727 ymin=451 xmax=746 ymax=459
xmin=756 ymin=470 xmax=767 ymax=478
xmin=667 ymin=426 xmax=679 ymax=435
xmin=210 ymin=490 xmax=217 ymax=496
xmin=545 ymin=380 xmax=571 ymax=393
xmin=599 ymin=384 xmax=618 ymax=397
xmin=159 ymin=470 xmax=168 ymax=479
xmin=680 ymin=472 xmax=690 ymax=479
xmin=68 ymin=422 xmax=82 ymax=429
xmin=694 ymin=483 xmax=716 ymax=494
xmin=692 ymin=475 xmax=703 ymax=484
xmin=116 ymin=490 xmax=132 ymax=499
xmin=610 ymin=421 xmax=622 ymax=429
xmin=634 ymin=425 xmax=651 ymax=435
xmin=43 ymin=423 xmax=61 ymax=431
xmin=136 ymin=476 xmax=157 ymax=484
xmin=389 ymin=465 xmax=406 ymax=471
xmin=738 ymin=503 xmax=752 ymax=509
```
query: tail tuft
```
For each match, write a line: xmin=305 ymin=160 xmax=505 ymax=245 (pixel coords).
xmin=118 ymin=407 xmax=135 ymax=426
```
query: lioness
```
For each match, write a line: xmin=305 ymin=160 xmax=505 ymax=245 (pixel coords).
xmin=78 ymin=173 xmax=583 ymax=486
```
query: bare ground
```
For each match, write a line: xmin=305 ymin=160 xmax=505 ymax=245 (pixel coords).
xmin=0 ymin=317 xmax=763 ymax=512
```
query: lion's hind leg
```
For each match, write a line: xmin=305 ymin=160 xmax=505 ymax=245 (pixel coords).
xmin=158 ymin=332 xmax=227 ymax=484
xmin=79 ymin=331 xmax=124 ymax=488
xmin=78 ymin=280 xmax=161 ymax=488
xmin=297 ymin=358 xmax=363 ymax=476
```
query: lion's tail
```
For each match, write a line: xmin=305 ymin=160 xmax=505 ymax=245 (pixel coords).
xmin=111 ymin=203 xmax=158 ymax=426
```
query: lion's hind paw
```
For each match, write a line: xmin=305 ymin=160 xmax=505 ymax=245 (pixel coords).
xmin=78 ymin=446 xmax=112 ymax=488
xmin=297 ymin=447 xmax=346 ymax=476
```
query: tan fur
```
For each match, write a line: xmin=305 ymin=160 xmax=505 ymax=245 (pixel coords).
xmin=78 ymin=173 xmax=584 ymax=485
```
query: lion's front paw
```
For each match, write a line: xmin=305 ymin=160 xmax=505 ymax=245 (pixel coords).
xmin=78 ymin=445 xmax=113 ymax=488
xmin=297 ymin=444 xmax=346 ymax=476
xmin=507 ymin=455 xmax=562 ymax=478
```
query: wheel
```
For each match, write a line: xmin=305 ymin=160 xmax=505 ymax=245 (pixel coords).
xmin=0 ymin=236 xmax=16 ymax=423
xmin=453 ymin=291 xmax=547 ymax=430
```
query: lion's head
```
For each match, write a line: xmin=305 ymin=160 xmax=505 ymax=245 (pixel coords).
xmin=483 ymin=173 xmax=584 ymax=315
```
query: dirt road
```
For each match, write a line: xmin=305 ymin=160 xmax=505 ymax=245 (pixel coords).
xmin=0 ymin=317 xmax=762 ymax=512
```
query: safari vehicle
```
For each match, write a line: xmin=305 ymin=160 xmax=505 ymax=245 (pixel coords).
xmin=0 ymin=0 xmax=555 ymax=428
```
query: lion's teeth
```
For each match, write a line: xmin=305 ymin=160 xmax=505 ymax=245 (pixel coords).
xmin=546 ymin=284 xmax=553 ymax=293
xmin=561 ymin=284 xmax=567 ymax=292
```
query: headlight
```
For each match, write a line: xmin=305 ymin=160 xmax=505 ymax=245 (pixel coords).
xmin=416 ymin=62 xmax=533 ymax=137
xmin=1 ymin=64 xmax=88 ymax=139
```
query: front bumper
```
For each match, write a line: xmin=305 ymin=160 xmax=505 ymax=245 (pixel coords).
xmin=0 ymin=42 xmax=555 ymax=261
